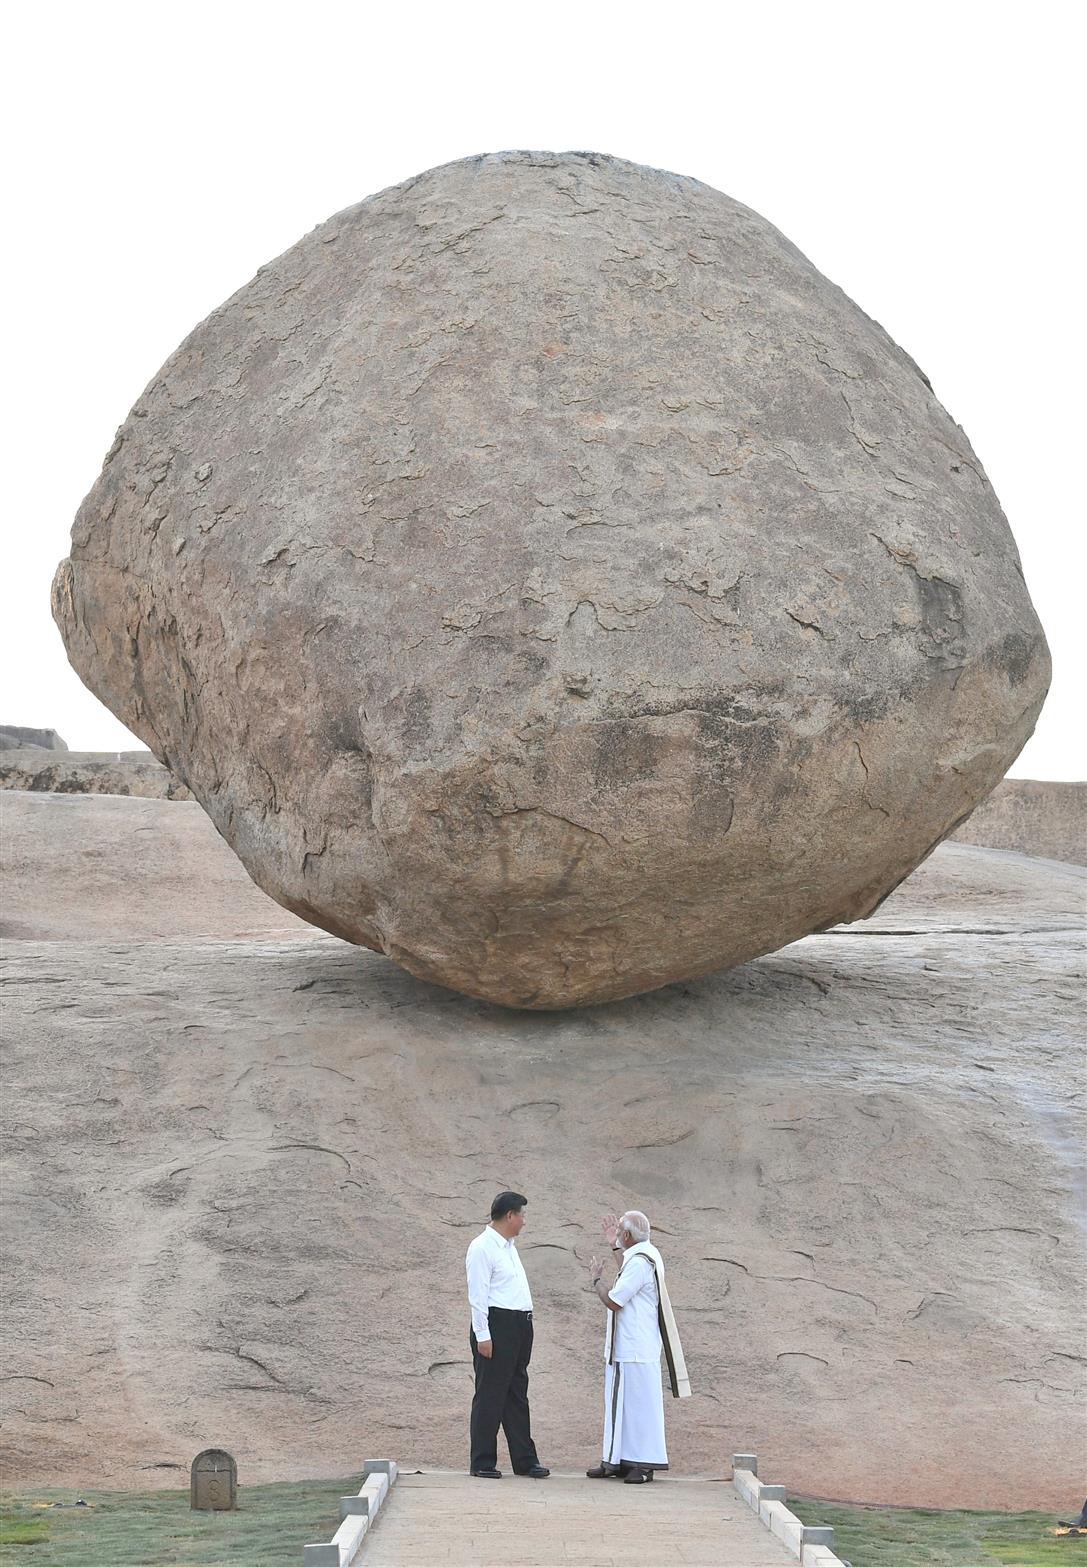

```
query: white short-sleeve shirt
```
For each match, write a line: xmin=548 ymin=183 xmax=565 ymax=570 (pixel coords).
xmin=607 ymin=1252 xmax=662 ymax=1363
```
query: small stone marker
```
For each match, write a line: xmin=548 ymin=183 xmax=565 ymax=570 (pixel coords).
xmin=190 ymin=1448 xmax=237 ymax=1511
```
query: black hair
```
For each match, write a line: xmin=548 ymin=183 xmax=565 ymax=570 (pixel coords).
xmin=490 ymin=1190 xmax=527 ymax=1221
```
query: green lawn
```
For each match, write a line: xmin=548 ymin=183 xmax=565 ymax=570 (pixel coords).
xmin=1 ymin=1481 xmax=1080 ymax=1565
xmin=0 ymin=1476 xmax=356 ymax=1565
xmin=790 ymin=1497 xmax=1084 ymax=1566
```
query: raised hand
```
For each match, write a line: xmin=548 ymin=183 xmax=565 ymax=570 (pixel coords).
xmin=601 ymin=1213 xmax=620 ymax=1247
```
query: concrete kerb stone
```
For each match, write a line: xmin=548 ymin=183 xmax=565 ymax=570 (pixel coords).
xmin=802 ymin=1526 xmax=837 ymax=1550
xmin=302 ymin=1458 xmax=398 ymax=1564
xmin=731 ymin=1453 xmax=846 ymax=1567
xmin=362 ymin=1460 xmax=399 ymax=1481
xmin=361 ymin=1475 xmax=388 ymax=1509
xmin=761 ymin=1498 xmax=794 ymax=1534
xmin=734 ymin=1472 xmax=761 ymax=1510
xmin=730 ymin=1455 xmax=763 ymax=1514
xmin=332 ymin=1513 xmax=368 ymax=1562
xmin=776 ymin=1507 xmax=807 ymax=1555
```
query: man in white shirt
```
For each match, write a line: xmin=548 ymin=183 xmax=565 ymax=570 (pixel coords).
xmin=586 ymin=1209 xmax=690 ymax=1484
xmin=464 ymin=1190 xmax=550 ymax=1479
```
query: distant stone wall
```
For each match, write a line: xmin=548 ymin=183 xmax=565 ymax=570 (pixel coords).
xmin=0 ymin=749 xmax=190 ymax=801
xmin=952 ymin=778 xmax=1085 ymax=865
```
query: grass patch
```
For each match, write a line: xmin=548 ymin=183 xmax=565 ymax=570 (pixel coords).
xmin=789 ymin=1498 xmax=1083 ymax=1565
xmin=0 ymin=1512 xmax=50 ymax=1545
xmin=0 ymin=1477 xmax=357 ymax=1565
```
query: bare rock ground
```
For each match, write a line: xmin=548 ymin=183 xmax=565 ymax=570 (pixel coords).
xmin=1 ymin=790 xmax=1082 ymax=1507
xmin=1 ymin=792 xmax=307 ymax=941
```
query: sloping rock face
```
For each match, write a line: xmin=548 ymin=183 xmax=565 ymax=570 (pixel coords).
xmin=53 ymin=151 xmax=1050 ymax=1007
xmin=953 ymin=778 xmax=1085 ymax=865
xmin=2 ymin=790 xmax=1083 ymax=1508
xmin=1 ymin=791 xmax=309 ymax=942
xmin=0 ymin=748 xmax=190 ymax=800
xmin=0 ymin=725 xmax=66 ymax=751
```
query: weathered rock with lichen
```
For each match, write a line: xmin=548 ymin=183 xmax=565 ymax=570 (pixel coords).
xmin=53 ymin=151 xmax=1049 ymax=1006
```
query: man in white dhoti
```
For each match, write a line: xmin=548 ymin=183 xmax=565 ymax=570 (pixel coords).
xmin=586 ymin=1210 xmax=691 ymax=1484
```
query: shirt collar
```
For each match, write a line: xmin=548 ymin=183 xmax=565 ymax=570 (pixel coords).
xmin=486 ymin=1223 xmax=514 ymax=1248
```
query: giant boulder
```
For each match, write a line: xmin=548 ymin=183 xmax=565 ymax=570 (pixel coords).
xmin=53 ymin=151 xmax=1049 ymax=1007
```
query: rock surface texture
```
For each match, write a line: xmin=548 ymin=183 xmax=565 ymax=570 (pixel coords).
xmin=53 ymin=151 xmax=1050 ymax=1007
xmin=2 ymin=789 xmax=1083 ymax=1507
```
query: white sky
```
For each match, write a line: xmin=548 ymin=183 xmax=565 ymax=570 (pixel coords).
xmin=3 ymin=1 xmax=1082 ymax=777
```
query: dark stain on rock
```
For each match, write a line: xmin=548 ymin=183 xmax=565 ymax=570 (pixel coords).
xmin=842 ymin=688 xmax=892 ymax=725
xmin=915 ymin=573 xmax=964 ymax=646
xmin=589 ymin=719 xmax=664 ymax=789
xmin=399 ymin=686 xmax=434 ymax=753
xmin=992 ymin=630 xmax=1038 ymax=687
xmin=324 ymin=710 xmax=366 ymax=753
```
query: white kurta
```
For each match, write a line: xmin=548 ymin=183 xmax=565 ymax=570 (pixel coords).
xmin=602 ymin=1252 xmax=668 ymax=1468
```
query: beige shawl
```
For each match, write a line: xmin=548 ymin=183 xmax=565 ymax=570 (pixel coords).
xmin=604 ymin=1240 xmax=692 ymax=1399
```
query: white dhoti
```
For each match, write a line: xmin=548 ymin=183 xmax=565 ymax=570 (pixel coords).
xmin=602 ymin=1360 xmax=668 ymax=1468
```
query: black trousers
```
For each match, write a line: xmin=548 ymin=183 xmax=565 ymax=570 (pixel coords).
xmin=469 ymin=1307 xmax=540 ymax=1473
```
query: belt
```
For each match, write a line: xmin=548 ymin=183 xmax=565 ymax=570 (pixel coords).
xmin=489 ymin=1306 xmax=533 ymax=1316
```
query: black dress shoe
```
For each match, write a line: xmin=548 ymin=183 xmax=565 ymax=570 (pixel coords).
xmin=516 ymin=1465 xmax=550 ymax=1478
xmin=624 ymin=1466 xmax=652 ymax=1483
xmin=470 ymin=1467 xmax=502 ymax=1478
xmin=586 ymin=1464 xmax=623 ymax=1478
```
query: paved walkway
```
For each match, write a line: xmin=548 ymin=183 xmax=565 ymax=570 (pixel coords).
xmin=361 ymin=1470 xmax=793 ymax=1565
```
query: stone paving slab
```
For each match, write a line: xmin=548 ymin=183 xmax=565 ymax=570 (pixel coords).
xmin=361 ymin=1470 xmax=794 ymax=1565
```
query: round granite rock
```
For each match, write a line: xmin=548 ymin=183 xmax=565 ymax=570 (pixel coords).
xmin=52 ymin=151 xmax=1050 ymax=1006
